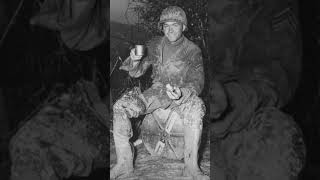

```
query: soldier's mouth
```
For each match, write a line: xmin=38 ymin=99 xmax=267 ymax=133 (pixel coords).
xmin=168 ymin=34 xmax=177 ymax=38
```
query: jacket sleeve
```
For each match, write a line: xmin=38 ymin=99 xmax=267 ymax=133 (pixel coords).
xmin=183 ymin=47 xmax=205 ymax=96
xmin=126 ymin=55 xmax=155 ymax=78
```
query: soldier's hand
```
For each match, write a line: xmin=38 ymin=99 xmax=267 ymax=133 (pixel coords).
xmin=166 ymin=84 xmax=181 ymax=100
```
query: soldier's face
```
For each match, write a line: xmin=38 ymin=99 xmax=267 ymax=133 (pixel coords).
xmin=163 ymin=21 xmax=185 ymax=43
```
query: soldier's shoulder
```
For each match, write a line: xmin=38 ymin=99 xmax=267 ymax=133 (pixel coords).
xmin=184 ymin=37 xmax=201 ymax=52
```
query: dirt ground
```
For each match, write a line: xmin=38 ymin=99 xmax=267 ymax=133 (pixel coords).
xmin=110 ymin=134 xmax=210 ymax=180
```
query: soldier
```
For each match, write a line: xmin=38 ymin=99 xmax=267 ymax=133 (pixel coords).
xmin=111 ymin=6 xmax=209 ymax=180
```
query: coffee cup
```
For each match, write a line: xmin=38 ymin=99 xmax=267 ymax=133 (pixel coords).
xmin=135 ymin=45 xmax=145 ymax=56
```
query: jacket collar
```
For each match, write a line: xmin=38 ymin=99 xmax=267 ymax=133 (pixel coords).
xmin=163 ymin=35 xmax=185 ymax=47
xmin=160 ymin=35 xmax=186 ymax=63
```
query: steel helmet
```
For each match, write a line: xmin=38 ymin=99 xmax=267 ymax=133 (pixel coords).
xmin=158 ymin=6 xmax=187 ymax=31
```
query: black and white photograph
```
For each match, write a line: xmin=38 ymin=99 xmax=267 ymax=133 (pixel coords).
xmin=110 ymin=0 xmax=210 ymax=179
xmin=1 ymin=0 xmax=320 ymax=179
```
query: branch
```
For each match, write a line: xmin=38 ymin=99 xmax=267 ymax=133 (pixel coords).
xmin=0 ymin=0 xmax=26 ymax=47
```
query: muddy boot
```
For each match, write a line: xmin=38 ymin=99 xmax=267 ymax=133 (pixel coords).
xmin=110 ymin=111 xmax=134 ymax=179
xmin=183 ymin=126 xmax=209 ymax=180
xmin=110 ymin=137 xmax=133 ymax=179
xmin=110 ymin=90 xmax=147 ymax=179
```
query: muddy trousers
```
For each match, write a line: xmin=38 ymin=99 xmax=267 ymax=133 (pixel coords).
xmin=110 ymin=87 xmax=208 ymax=179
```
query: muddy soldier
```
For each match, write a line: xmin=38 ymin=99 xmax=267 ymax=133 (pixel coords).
xmin=111 ymin=6 xmax=209 ymax=180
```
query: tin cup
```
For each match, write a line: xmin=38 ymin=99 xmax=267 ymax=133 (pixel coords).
xmin=135 ymin=45 xmax=145 ymax=56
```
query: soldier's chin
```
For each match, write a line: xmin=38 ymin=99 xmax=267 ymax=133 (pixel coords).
xmin=167 ymin=36 xmax=178 ymax=43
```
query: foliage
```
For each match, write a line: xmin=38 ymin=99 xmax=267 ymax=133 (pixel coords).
xmin=132 ymin=0 xmax=209 ymax=58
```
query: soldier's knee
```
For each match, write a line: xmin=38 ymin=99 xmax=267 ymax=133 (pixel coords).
xmin=113 ymin=98 xmax=125 ymax=112
xmin=112 ymin=93 xmax=146 ymax=118
xmin=183 ymin=96 xmax=206 ymax=128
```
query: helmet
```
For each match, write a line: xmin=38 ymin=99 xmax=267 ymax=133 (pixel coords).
xmin=158 ymin=6 xmax=187 ymax=31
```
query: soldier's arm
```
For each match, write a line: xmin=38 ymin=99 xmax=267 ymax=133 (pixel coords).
xmin=183 ymin=48 xmax=205 ymax=96
xmin=120 ymin=37 xmax=160 ymax=78
xmin=127 ymin=55 xmax=155 ymax=78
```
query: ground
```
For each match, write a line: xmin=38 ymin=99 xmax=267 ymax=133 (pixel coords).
xmin=110 ymin=132 xmax=210 ymax=180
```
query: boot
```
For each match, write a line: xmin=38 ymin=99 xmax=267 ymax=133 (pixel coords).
xmin=183 ymin=126 xmax=209 ymax=180
xmin=110 ymin=113 xmax=134 ymax=179
xmin=110 ymin=138 xmax=133 ymax=179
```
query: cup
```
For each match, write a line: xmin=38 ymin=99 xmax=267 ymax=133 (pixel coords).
xmin=135 ymin=45 xmax=145 ymax=56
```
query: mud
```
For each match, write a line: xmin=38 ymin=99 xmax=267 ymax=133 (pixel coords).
xmin=110 ymin=134 xmax=210 ymax=180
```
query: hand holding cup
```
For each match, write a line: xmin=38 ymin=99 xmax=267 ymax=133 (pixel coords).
xmin=130 ymin=45 xmax=144 ymax=60
xmin=119 ymin=45 xmax=144 ymax=71
xmin=129 ymin=45 xmax=144 ymax=67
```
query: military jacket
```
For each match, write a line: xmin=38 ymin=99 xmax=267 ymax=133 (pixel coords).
xmin=126 ymin=36 xmax=204 ymax=96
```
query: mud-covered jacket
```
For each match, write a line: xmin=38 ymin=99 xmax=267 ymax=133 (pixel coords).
xmin=124 ymin=35 xmax=204 ymax=96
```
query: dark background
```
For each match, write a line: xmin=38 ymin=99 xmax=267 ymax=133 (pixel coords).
xmin=0 ymin=0 xmax=319 ymax=179
xmin=0 ymin=0 xmax=109 ymax=179
xmin=0 ymin=0 xmax=109 ymax=131
xmin=286 ymin=0 xmax=320 ymax=179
